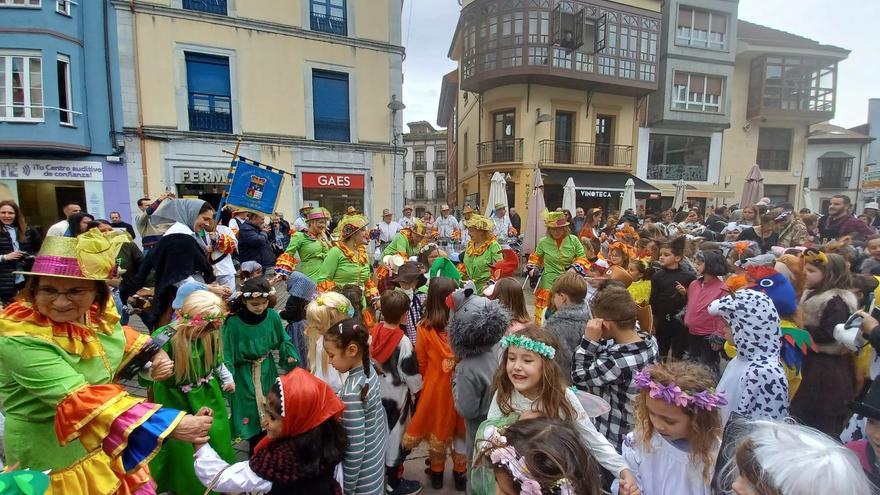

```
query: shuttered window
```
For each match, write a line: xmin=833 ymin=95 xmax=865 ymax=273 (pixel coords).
xmin=185 ymin=52 xmax=232 ymax=133
xmin=312 ymin=69 xmax=350 ymax=142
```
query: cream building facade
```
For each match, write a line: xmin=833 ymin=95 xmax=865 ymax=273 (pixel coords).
xmin=114 ymin=0 xmax=404 ymax=222
xmin=403 ymin=121 xmax=448 ymax=218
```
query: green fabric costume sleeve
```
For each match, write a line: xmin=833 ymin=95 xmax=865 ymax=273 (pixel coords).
xmin=316 ymin=247 xmax=342 ymax=285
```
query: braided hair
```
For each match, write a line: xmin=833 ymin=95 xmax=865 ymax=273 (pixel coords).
xmin=324 ymin=317 xmax=372 ymax=404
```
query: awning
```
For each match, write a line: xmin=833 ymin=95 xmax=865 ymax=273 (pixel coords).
xmin=819 ymin=151 xmax=855 ymax=159
xmin=543 ymin=170 xmax=659 ymax=194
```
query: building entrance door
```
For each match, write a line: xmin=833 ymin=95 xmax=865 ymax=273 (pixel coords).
xmin=595 ymin=114 xmax=614 ymax=165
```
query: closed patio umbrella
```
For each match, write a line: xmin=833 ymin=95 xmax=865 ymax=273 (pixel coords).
xmin=672 ymin=178 xmax=687 ymax=210
xmin=485 ymin=172 xmax=509 ymax=217
xmin=522 ymin=169 xmax=546 ymax=256
xmin=741 ymin=164 xmax=765 ymax=208
xmin=621 ymin=178 xmax=636 ymax=213
xmin=562 ymin=177 xmax=577 ymax=214
xmin=802 ymin=187 xmax=814 ymax=213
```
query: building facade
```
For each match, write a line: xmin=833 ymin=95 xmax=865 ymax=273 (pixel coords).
xmin=403 ymin=121 xmax=448 ymax=218
xmin=805 ymin=123 xmax=872 ymax=213
xmin=0 ymin=0 xmax=128 ymax=231
xmin=115 ymin=0 xmax=404 ymax=223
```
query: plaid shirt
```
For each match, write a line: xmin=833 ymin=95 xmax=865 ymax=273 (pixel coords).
xmin=403 ymin=292 xmax=426 ymax=344
xmin=572 ymin=332 xmax=658 ymax=450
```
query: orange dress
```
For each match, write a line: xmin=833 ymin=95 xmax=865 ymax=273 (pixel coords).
xmin=403 ymin=322 xmax=465 ymax=452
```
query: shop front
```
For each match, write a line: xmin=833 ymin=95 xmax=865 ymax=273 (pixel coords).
xmin=301 ymin=171 xmax=366 ymax=219
xmin=0 ymin=158 xmax=129 ymax=233
xmin=173 ymin=166 xmax=228 ymax=210
xmin=542 ymin=170 xmax=659 ymax=215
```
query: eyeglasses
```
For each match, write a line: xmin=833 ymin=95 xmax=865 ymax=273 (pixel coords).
xmin=36 ymin=287 xmax=95 ymax=302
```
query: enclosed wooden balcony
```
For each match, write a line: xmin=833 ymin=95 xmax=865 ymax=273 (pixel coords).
xmin=747 ymin=55 xmax=839 ymax=123
xmin=457 ymin=0 xmax=660 ymax=95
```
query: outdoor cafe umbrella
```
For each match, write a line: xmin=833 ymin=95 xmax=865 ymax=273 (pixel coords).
xmin=522 ymin=169 xmax=546 ymax=255
xmin=485 ymin=172 xmax=509 ymax=217
xmin=621 ymin=178 xmax=636 ymax=213
xmin=802 ymin=187 xmax=815 ymax=213
xmin=741 ymin=164 xmax=765 ymax=208
xmin=672 ymin=178 xmax=687 ymax=210
xmin=562 ymin=177 xmax=577 ymax=214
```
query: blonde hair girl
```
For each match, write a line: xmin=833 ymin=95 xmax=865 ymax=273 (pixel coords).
xmin=305 ymin=291 xmax=355 ymax=391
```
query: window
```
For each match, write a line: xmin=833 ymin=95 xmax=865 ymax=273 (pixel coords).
xmin=414 ymin=176 xmax=425 ymax=199
xmin=754 ymin=56 xmax=837 ymax=114
xmin=57 ymin=55 xmax=72 ymax=125
xmin=185 ymin=52 xmax=231 ymax=133
xmin=0 ymin=0 xmax=40 ymax=7
xmin=312 ymin=69 xmax=350 ymax=142
xmin=437 ymin=176 xmax=447 ymax=196
xmin=182 ymin=0 xmax=227 ymax=15
xmin=501 ymin=48 xmax=523 ymax=68
xmin=756 ymin=128 xmax=792 ymax=171
xmin=817 ymin=155 xmax=854 ymax=189
xmin=55 ymin=0 xmax=69 ymax=15
xmin=528 ymin=11 xmax=550 ymax=44
xmin=676 ymin=6 xmax=727 ymax=50
xmin=435 ymin=150 xmax=446 ymax=165
xmin=672 ymin=72 xmax=723 ymax=112
xmin=763 ymin=185 xmax=791 ymax=205
xmin=647 ymin=134 xmax=711 ymax=181
xmin=413 ymin=151 xmax=426 ymax=170
xmin=528 ymin=47 xmax=548 ymax=66
xmin=310 ymin=0 xmax=347 ymax=36
xmin=0 ymin=54 xmax=43 ymax=121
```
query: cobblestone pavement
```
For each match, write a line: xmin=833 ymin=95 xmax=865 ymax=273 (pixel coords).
xmin=124 ymin=277 xmax=537 ymax=494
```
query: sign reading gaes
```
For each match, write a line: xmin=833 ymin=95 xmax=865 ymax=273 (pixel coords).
xmin=302 ymin=172 xmax=365 ymax=190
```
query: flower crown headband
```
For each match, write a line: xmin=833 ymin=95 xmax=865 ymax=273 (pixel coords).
xmin=634 ymin=368 xmax=728 ymax=411
xmin=236 ymin=288 xmax=276 ymax=299
xmin=501 ymin=334 xmax=556 ymax=360
xmin=179 ymin=312 xmax=225 ymax=327
xmin=483 ymin=425 xmax=573 ymax=495
xmin=315 ymin=295 xmax=356 ymax=318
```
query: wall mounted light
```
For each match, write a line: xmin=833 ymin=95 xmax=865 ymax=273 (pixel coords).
xmin=536 ymin=108 xmax=551 ymax=124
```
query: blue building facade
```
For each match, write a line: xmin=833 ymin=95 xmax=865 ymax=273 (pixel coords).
xmin=0 ymin=0 xmax=130 ymax=232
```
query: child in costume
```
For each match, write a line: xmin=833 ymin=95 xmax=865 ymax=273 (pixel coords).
xmin=393 ymin=262 xmax=428 ymax=344
xmin=323 ymin=318 xmax=388 ymax=495
xmin=402 ymin=276 xmax=468 ymax=491
xmin=222 ymin=277 xmax=299 ymax=452
xmin=650 ymin=236 xmax=696 ymax=359
xmin=526 ymin=209 xmax=589 ymax=325
xmin=305 ymin=291 xmax=355 ymax=392
xmin=146 ymin=289 xmax=236 ymax=495
xmin=279 ymin=270 xmax=317 ymax=370
xmin=448 ymin=282 xmax=509 ymax=464
xmin=627 ymin=259 xmax=654 ymax=333
xmin=370 ymin=290 xmax=423 ymax=495
xmin=572 ymin=285 xmax=658 ymax=451
xmin=683 ymin=249 xmax=729 ymax=372
xmin=617 ymin=361 xmax=724 ymax=495
xmin=476 ymin=417 xmax=604 ymax=495
xmin=194 ymin=368 xmax=348 ymax=494
xmin=487 ymin=276 xmax=530 ymax=334
xmin=607 ymin=241 xmax=633 ymax=268
xmin=482 ymin=325 xmax=640 ymax=494
xmin=845 ymin=379 xmax=880 ymax=489
xmin=543 ymin=271 xmax=591 ymax=381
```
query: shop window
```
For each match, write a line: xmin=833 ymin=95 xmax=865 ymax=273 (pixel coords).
xmin=0 ymin=0 xmax=40 ymax=6
xmin=57 ymin=55 xmax=72 ymax=125
xmin=185 ymin=52 xmax=232 ymax=133
xmin=310 ymin=0 xmax=346 ymax=36
xmin=0 ymin=53 xmax=43 ymax=121
xmin=647 ymin=134 xmax=711 ymax=181
xmin=672 ymin=72 xmax=723 ymax=113
xmin=182 ymin=0 xmax=227 ymax=15
xmin=676 ymin=6 xmax=727 ymax=50
xmin=756 ymin=127 xmax=792 ymax=171
xmin=312 ymin=69 xmax=350 ymax=142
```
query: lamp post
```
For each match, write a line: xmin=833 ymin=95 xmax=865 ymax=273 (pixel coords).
xmin=388 ymin=94 xmax=406 ymax=218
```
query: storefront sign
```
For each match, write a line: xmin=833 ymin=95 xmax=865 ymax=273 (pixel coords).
xmin=577 ymin=190 xmax=622 ymax=198
xmin=225 ymin=160 xmax=285 ymax=215
xmin=0 ymin=160 xmax=103 ymax=181
xmin=175 ymin=168 xmax=229 ymax=184
xmin=302 ymin=172 xmax=365 ymax=189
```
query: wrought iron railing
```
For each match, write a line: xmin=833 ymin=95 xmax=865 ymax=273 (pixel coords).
xmin=188 ymin=93 xmax=232 ymax=133
xmin=478 ymin=138 xmax=524 ymax=164
xmin=311 ymin=12 xmax=348 ymax=36
xmin=413 ymin=159 xmax=427 ymax=171
xmin=646 ymin=163 xmax=708 ymax=181
xmin=538 ymin=140 xmax=631 ymax=167
xmin=182 ymin=0 xmax=227 ymax=15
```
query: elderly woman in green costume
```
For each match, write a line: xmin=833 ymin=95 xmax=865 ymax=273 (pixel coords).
xmin=526 ymin=209 xmax=590 ymax=325
xmin=272 ymin=207 xmax=332 ymax=282
xmin=384 ymin=218 xmax=428 ymax=258
xmin=317 ymin=214 xmax=379 ymax=304
xmin=460 ymin=214 xmax=502 ymax=293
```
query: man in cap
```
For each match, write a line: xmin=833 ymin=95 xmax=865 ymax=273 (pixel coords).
xmin=292 ymin=204 xmax=313 ymax=232
xmin=773 ymin=203 xmax=809 ymax=248
xmin=377 ymin=208 xmax=401 ymax=253
xmin=491 ymin=202 xmax=513 ymax=240
xmin=459 ymin=206 xmax=475 ymax=246
xmin=435 ymin=204 xmax=460 ymax=248
xmin=864 ymin=201 xmax=880 ymax=229
xmin=399 ymin=205 xmax=416 ymax=229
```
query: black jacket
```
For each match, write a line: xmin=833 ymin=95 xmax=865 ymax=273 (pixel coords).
xmin=238 ymin=221 xmax=276 ymax=269
xmin=649 ymin=266 xmax=696 ymax=317
xmin=0 ymin=226 xmax=41 ymax=300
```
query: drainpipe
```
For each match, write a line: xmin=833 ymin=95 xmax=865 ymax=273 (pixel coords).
xmin=129 ymin=0 xmax=149 ymax=196
xmin=103 ymin=0 xmax=119 ymax=154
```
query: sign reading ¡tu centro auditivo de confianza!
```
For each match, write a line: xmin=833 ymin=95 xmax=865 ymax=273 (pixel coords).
xmin=225 ymin=160 xmax=285 ymax=215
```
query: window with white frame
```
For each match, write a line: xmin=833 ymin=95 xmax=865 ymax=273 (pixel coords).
xmin=0 ymin=54 xmax=44 ymax=121
xmin=676 ymin=6 xmax=727 ymax=50
xmin=0 ymin=0 xmax=41 ymax=7
xmin=55 ymin=0 xmax=69 ymax=15
xmin=57 ymin=55 xmax=72 ymax=124
xmin=672 ymin=72 xmax=723 ymax=113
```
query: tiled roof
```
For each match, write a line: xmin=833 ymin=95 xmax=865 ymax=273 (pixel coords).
xmin=737 ymin=20 xmax=849 ymax=54
xmin=809 ymin=123 xmax=873 ymax=142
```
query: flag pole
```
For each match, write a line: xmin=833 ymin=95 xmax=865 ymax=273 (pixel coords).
xmin=214 ymin=139 xmax=242 ymax=221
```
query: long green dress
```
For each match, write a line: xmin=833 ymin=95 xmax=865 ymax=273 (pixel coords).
xmin=462 ymin=238 xmax=502 ymax=293
xmin=222 ymin=309 xmax=299 ymax=441
xmin=275 ymin=231 xmax=332 ymax=281
xmin=316 ymin=243 xmax=378 ymax=300
xmin=146 ymin=326 xmax=236 ymax=495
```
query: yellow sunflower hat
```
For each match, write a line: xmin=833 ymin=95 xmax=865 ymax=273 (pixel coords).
xmin=543 ymin=209 xmax=570 ymax=228
xmin=17 ymin=228 xmax=128 ymax=280
xmin=464 ymin=214 xmax=495 ymax=231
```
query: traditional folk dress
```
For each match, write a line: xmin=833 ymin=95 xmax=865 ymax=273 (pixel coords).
xmin=383 ymin=229 xmax=421 ymax=258
xmin=0 ymin=302 xmax=184 ymax=495
xmin=527 ymin=234 xmax=589 ymax=325
xmin=222 ymin=309 xmax=299 ymax=441
xmin=145 ymin=326 xmax=236 ymax=495
xmin=461 ymin=236 xmax=502 ymax=294
xmin=317 ymin=242 xmax=379 ymax=331
xmin=274 ymin=230 xmax=333 ymax=281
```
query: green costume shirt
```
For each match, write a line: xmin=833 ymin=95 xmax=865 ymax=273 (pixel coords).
xmin=463 ymin=240 xmax=502 ymax=293
xmin=282 ymin=231 xmax=332 ymax=280
xmin=384 ymin=232 xmax=418 ymax=257
xmin=534 ymin=235 xmax=587 ymax=290
xmin=317 ymin=245 xmax=376 ymax=297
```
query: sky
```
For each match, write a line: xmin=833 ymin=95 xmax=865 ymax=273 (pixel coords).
xmin=401 ymin=0 xmax=880 ymax=130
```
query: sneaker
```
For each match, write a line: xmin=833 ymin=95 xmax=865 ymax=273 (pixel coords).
xmin=389 ymin=478 xmax=422 ymax=495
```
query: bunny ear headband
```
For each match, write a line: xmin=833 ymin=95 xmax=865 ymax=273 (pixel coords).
xmin=483 ymin=425 xmax=574 ymax=495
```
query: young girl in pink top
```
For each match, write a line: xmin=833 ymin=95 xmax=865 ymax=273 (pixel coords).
xmin=682 ymin=250 xmax=729 ymax=373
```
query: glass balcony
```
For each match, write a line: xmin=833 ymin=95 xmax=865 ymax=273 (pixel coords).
xmin=646 ymin=163 xmax=709 ymax=181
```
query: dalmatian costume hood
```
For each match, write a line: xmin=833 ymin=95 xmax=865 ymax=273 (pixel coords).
xmin=708 ymin=288 xmax=789 ymax=424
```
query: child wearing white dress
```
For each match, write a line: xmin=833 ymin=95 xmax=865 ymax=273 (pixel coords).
xmin=616 ymin=361 xmax=724 ymax=495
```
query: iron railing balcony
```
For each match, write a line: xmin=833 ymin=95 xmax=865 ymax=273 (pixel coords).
xmin=182 ymin=0 xmax=227 ymax=15
xmin=646 ymin=163 xmax=709 ymax=181
xmin=412 ymin=159 xmax=427 ymax=171
xmin=311 ymin=12 xmax=348 ymax=36
xmin=538 ymin=140 xmax=631 ymax=167
xmin=478 ymin=138 xmax=524 ymax=164
xmin=188 ymin=93 xmax=232 ymax=133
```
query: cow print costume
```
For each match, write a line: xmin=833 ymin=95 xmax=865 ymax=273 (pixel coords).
xmin=709 ymin=288 xmax=789 ymax=423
